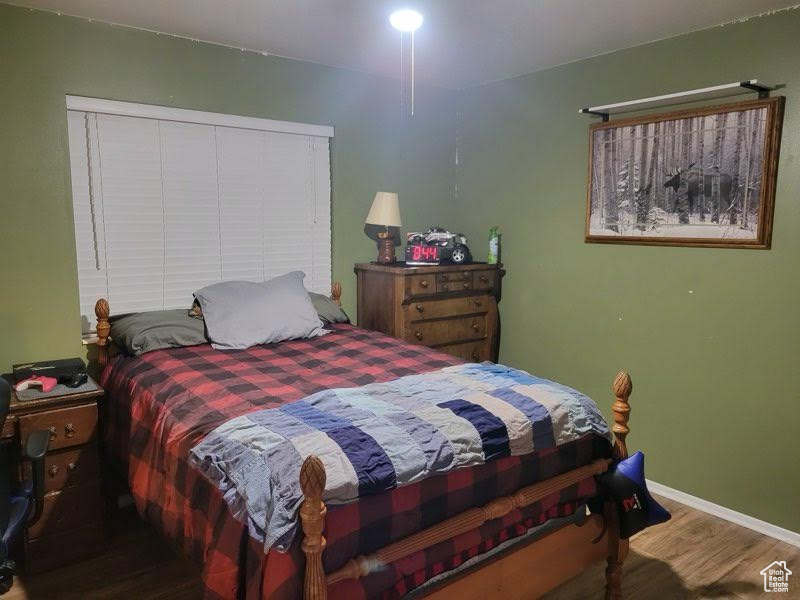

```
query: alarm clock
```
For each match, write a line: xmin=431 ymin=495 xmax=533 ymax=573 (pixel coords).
xmin=405 ymin=227 xmax=472 ymax=266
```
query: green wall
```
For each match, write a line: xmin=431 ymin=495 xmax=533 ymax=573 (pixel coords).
xmin=455 ymin=10 xmax=800 ymax=531
xmin=0 ymin=4 xmax=456 ymax=371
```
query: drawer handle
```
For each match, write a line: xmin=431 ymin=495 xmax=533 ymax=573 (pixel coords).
xmin=48 ymin=426 xmax=57 ymax=441
xmin=440 ymin=275 xmax=448 ymax=282
xmin=68 ymin=462 xmax=77 ymax=472
xmin=472 ymin=323 xmax=480 ymax=331
xmin=480 ymin=275 xmax=489 ymax=283
xmin=462 ymin=272 xmax=470 ymax=279
xmin=415 ymin=331 xmax=423 ymax=340
xmin=441 ymin=284 xmax=448 ymax=291
xmin=64 ymin=423 xmax=76 ymax=438
xmin=48 ymin=465 xmax=59 ymax=477
xmin=415 ymin=304 xmax=424 ymax=313
xmin=474 ymin=299 xmax=482 ymax=307
xmin=462 ymin=282 xmax=470 ymax=289
xmin=420 ymin=280 xmax=429 ymax=288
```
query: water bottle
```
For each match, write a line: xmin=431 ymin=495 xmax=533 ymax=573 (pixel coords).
xmin=488 ymin=226 xmax=500 ymax=264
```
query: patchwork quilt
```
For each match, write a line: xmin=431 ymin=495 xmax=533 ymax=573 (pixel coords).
xmin=190 ymin=362 xmax=611 ymax=553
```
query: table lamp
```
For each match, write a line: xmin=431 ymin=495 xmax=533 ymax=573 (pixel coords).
xmin=365 ymin=192 xmax=401 ymax=263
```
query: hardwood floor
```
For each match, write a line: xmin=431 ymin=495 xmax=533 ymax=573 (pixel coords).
xmin=545 ymin=497 xmax=799 ymax=600
xmin=7 ymin=496 xmax=798 ymax=599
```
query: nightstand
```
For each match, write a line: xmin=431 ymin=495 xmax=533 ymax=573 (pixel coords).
xmin=1 ymin=376 xmax=106 ymax=573
xmin=355 ymin=262 xmax=505 ymax=362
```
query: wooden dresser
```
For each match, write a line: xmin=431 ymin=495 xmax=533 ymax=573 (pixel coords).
xmin=2 ymin=379 xmax=106 ymax=573
xmin=355 ymin=262 xmax=504 ymax=362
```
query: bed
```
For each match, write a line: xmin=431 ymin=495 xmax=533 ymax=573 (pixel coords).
xmin=93 ymin=284 xmax=633 ymax=600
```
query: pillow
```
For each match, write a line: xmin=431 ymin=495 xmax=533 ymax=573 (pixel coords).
xmin=189 ymin=292 xmax=349 ymax=325
xmin=194 ymin=272 xmax=328 ymax=350
xmin=308 ymin=292 xmax=350 ymax=324
xmin=596 ymin=451 xmax=671 ymax=539
xmin=110 ymin=309 xmax=208 ymax=356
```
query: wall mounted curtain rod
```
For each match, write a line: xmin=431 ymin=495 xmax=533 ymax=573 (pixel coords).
xmin=579 ymin=79 xmax=774 ymax=121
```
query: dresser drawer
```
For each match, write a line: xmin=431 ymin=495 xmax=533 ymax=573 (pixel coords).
xmin=406 ymin=316 xmax=486 ymax=346
xmin=19 ymin=403 xmax=97 ymax=451
xmin=407 ymin=296 xmax=489 ymax=322
xmin=437 ymin=276 xmax=473 ymax=293
xmin=408 ymin=274 xmax=436 ymax=295
xmin=473 ymin=270 xmax=497 ymax=290
xmin=437 ymin=340 xmax=491 ymax=362
xmin=38 ymin=446 xmax=100 ymax=493
xmin=436 ymin=270 xmax=472 ymax=283
xmin=29 ymin=482 xmax=104 ymax=539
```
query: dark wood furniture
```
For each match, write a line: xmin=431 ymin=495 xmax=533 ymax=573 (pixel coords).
xmin=1 ymin=379 xmax=105 ymax=573
xmin=354 ymin=262 xmax=505 ymax=362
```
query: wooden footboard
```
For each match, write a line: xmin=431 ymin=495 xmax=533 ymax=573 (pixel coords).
xmin=299 ymin=371 xmax=633 ymax=599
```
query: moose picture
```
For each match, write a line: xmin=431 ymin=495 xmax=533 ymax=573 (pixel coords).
xmin=586 ymin=97 xmax=784 ymax=248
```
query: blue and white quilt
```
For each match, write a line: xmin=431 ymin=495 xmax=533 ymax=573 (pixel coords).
xmin=189 ymin=362 xmax=611 ymax=552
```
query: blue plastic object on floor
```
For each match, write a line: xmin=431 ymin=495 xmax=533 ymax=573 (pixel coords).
xmin=598 ymin=451 xmax=671 ymax=539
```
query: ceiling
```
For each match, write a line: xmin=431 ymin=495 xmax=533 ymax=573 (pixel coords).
xmin=8 ymin=0 xmax=799 ymax=88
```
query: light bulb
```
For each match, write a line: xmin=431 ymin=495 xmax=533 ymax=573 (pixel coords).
xmin=389 ymin=9 xmax=423 ymax=32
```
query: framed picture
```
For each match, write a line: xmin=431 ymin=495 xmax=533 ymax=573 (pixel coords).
xmin=585 ymin=96 xmax=784 ymax=248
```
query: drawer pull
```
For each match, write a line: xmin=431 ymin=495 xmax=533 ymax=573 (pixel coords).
xmin=48 ymin=465 xmax=59 ymax=477
xmin=480 ymin=275 xmax=489 ymax=283
xmin=474 ymin=299 xmax=482 ymax=307
xmin=441 ymin=284 xmax=448 ymax=291
xmin=472 ymin=323 xmax=480 ymax=331
xmin=68 ymin=462 xmax=77 ymax=472
xmin=415 ymin=304 xmax=424 ymax=313
xmin=462 ymin=282 xmax=470 ymax=289
xmin=420 ymin=280 xmax=429 ymax=288
xmin=440 ymin=275 xmax=448 ymax=282
xmin=415 ymin=331 xmax=423 ymax=340
xmin=64 ymin=423 xmax=76 ymax=438
xmin=462 ymin=272 xmax=470 ymax=279
xmin=48 ymin=426 xmax=57 ymax=441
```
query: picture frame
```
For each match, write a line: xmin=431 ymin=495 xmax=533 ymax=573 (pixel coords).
xmin=585 ymin=96 xmax=784 ymax=248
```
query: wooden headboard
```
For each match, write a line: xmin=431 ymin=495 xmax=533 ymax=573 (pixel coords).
xmin=93 ymin=281 xmax=343 ymax=369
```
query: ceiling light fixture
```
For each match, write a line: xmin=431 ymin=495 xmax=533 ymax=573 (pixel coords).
xmin=390 ymin=9 xmax=423 ymax=32
xmin=389 ymin=10 xmax=423 ymax=117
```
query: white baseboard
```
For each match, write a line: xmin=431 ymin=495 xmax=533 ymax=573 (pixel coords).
xmin=646 ymin=479 xmax=800 ymax=548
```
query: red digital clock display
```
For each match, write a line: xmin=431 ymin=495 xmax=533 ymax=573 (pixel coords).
xmin=410 ymin=245 xmax=440 ymax=262
xmin=405 ymin=244 xmax=441 ymax=264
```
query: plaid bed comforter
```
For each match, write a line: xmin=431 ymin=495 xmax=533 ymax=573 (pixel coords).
xmin=190 ymin=362 xmax=610 ymax=554
xmin=102 ymin=324 xmax=612 ymax=599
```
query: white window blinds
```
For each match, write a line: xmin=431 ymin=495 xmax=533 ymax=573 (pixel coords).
xmin=66 ymin=99 xmax=332 ymax=333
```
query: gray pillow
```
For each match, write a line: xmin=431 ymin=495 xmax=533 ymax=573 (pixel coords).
xmin=194 ymin=272 xmax=328 ymax=350
xmin=308 ymin=292 xmax=350 ymax=324
xmin=110 ymin=309 xmax=208 ymax=356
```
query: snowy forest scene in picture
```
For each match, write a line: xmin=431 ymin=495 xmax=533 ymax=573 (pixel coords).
xmin=586 ymin=98 xmax=783 ymax=247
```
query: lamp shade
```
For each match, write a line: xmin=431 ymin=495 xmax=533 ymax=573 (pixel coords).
xmin=365 ymin=192 xmax=401 ymax=227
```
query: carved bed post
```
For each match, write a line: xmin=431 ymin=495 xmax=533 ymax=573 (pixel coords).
xmin=605 ymin=371 xmax=632 ymax=600
xmin=300 ymin=455 xmax=328 ymax=600
xmin=95 ymin=298 xmax=111 ymax=368
xmin=331 ymin=281 xmax=342 ymax=307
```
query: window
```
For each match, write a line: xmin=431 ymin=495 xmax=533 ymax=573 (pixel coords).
xmin=66 ymin=97 xmax=332 ymax=333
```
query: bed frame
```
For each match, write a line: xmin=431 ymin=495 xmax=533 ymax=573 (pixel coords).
xmin=93 ymin=280 xmax=632 ymax=599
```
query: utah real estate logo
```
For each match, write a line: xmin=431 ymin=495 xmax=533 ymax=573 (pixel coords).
xmin=760 ymin=561 xmax=792 ymax=593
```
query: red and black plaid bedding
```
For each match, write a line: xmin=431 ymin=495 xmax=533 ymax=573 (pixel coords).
xmin=102 ymin=324 xmax=610 ymax=599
